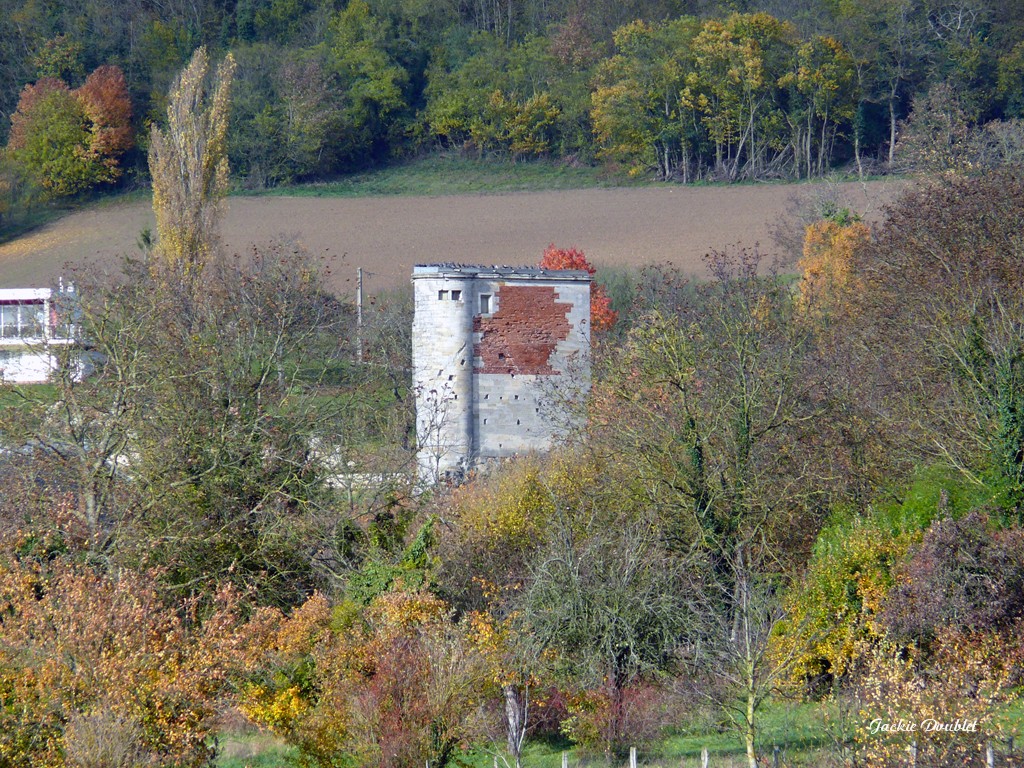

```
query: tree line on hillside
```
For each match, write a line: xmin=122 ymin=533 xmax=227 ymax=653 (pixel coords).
xmin=2 ymin=48 xmax=1024 ymax=768
xmin=4 ymin=0 xmax=1024 ymax=229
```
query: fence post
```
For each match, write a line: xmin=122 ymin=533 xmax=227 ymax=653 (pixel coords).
xmin=909 ymin=741 xmax=917 ymax=768
xmin=701 ymin=746 xmax=709 ymax=768
xmin=562 ymin=751 xmax=569 ymax=768
xmin=987 ymin=742 xmax=995 ymax=768
xmin=772 ymin=745 xmax=780 ymax=768
xmin=629 ymin=746 xmax=637 ymax=768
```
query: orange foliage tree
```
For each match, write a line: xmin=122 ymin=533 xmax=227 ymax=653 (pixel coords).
xmin=5 ymin=65 xmax=133 ymax=198
xmin=850 ymin=627 xmax=1023 ymax=767
xmin=0 ymin=525 xmax=258 ymax=768
xmin=76 ymin=65 xmax=134 ymax=176
xmin=539 ymin=245 xmax=617 ymax=332
xmin=796 ymin=217 xmax=871 ymax=324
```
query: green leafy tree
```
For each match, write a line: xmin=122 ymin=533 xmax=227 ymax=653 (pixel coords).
xmin=230 ymin=44 xmax=343 ymax=186
xmin=591 ymin=18 xmax=701 ymax=180
xmin=327 ymin=0 xmax=409 ymax=165
xmin=32 ymin=33 xmax=84 ymax=81
xmin=425 ymin=32 xmax=578 ymax=159
xmin=997 ymin=41 xmax=1024 ymax=118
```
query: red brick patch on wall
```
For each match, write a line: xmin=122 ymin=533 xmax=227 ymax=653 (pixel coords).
xmin=474 ymin=285 xmax=571 ymax=375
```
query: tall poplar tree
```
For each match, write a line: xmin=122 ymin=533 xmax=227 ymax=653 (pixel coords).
xmin=148 ymin=46 xmax=236 ymax=284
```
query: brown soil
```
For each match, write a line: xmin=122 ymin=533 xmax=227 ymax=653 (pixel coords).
xmin=0 ymin=180 xmax=904 ymax=296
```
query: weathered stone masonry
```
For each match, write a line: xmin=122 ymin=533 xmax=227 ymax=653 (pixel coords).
xmin=412 ymin=265 xmax=590 ymax=483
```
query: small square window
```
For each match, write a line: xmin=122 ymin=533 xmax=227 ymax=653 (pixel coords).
xmin=451 ymin=290 xmax=462 ymax=301
xmin=438 ymin=290 xmax=448 ymax=300
xmin=480 ymin=294 xmax=491 ymax=314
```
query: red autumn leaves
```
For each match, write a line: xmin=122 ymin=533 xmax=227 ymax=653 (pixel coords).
xmin=539 ymin=244 xmax=617 ymax=332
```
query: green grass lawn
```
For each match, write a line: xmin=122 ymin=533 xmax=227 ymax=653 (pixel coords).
xmin=242 ymin=154 xmax=636 ymax=198
xmin=216 ymin=730 xmax=295 ymax=768
xmin=206 ymin=694 xmax=1024 ymax=767
xmin=457 ymin=701 xmax=835 ymax=768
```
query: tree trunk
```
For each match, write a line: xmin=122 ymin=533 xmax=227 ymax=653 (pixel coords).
xmin=888 ymin=94 xmax=897 ymax=166
xmin=745 ymin=688 xmax=758 ymax=768
xmin=503 ymin=684 xmax=527 ymax=768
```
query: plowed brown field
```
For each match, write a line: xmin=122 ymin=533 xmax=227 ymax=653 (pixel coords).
xmin=0 ymin=180 xmax=903 ymax=294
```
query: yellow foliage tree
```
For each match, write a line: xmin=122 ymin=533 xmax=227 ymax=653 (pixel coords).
xmin=772 ymin=516 xmax=915 ymax=689
xmin=851 ymin=628 xmax=1023 ymax=767
xmin=148 ymin=46 xmax=236 ymax=284
xmin=796 ymin=217 xmax=871 ymax=324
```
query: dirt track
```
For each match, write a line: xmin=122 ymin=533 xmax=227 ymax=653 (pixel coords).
xmin=0 ymin=181 xmax=903 ymax=296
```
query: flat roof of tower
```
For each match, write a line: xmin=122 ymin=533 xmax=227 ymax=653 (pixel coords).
xmin=413 ymin=264 xmax=590 ymax=281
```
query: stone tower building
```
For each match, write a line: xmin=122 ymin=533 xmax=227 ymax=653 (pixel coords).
xmin=412 ymin=264 xmax=591 ymax=483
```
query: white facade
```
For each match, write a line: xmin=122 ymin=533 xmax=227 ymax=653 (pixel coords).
xmin=0 ymin=287 xmax=76 ymax=384
xmin=412 ymin=264 xmax=591 ymax=483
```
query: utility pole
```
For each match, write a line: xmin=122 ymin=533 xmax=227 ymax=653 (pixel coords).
xmin=356 ymin=267 xmax=363 ymax=363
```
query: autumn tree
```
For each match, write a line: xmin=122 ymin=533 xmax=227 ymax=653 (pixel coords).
xmin=772 ymin=515 xmax=914 ymax=693
xmin=148 ymin=46 xmax=235 ymax=282
xmin=795 ymin=214 xmax=871 ymax=324
xmin=689 ymin=14 xmax=797 ymax=180
xmin=591 ymin=18 xmax=701 ymax=180
xmin=241 ymin=590 xmax=486 ymax=768
xmin=436 ymin=456 xmax=574 ymax=767
xmin=849 ymin=626 xmax=1023 ymax=767
xmin=5 ymin=65 xmax=133 ymax=200
xmin=881 ymin=512 xmax=1024 ymax=641
xmin=0 ymin=524 xmax=259 ymax=768
xmin=76 ymin=65 xmax=134 ymax=176
xmin=539 ymin=244 xmax=617 ymax=332
xmin=894 ymin=82 xmax=974 ymax=174
xmin=783 ymin=35 xmax=856 ymax=178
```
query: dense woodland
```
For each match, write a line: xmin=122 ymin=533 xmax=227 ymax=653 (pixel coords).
xmin=2 ymin=10 xmax=1024 ymax=768
xmin=3 ymin=0 xmax=1024 ymax=227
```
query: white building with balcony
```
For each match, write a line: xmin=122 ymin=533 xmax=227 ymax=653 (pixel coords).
xmin=0 ymin=287 xmax=77 ymax=384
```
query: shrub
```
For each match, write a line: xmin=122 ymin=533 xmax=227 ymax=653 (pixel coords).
xmin=0 ymin=529 xmax=254 ymax=768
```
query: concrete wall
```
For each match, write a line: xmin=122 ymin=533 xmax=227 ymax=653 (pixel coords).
xmin=412 ymin=265 xmax=590 ymax=483
xmin=0 ymin=346 xmax=57 ymax=383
